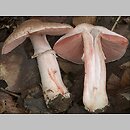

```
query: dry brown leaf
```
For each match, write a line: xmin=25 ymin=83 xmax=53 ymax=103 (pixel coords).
xmin=120 ymin=92 xmax=130 ymax=101
xmin=107 ymin=73 xmax=120 ymax=90
xmin=73 ymin=16 xmax=96 ymax=26
xmin=120 ymin=68 xmax=130 ymax=88
xmin=0 ymin=42 xmax=40 ymax=93
xmin=107 ymin=87 xmax=130 ymax=113
xmin=58 ymin=57 xmax=83 ymax=74
xmin=0 ymin=92 xmax=25 ymax=113
xmin=120 ymin=61 xmax=130 ymax=69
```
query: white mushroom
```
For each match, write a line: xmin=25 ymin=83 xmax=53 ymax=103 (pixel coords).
xmin=2 ymin=19 xmax=73 ymax=112
xmin=53 ymin=23 xmax=128 ymax=112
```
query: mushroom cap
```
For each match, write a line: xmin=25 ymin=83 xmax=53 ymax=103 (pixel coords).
xmin=54 ymin=23 xmax=129 ymax=64
xmin=2 ymin=19 xmax=73 ymax=54
xmin=53 ymin=23 xmax=94 ymax=64
xmin=93 ymin=26 xmax=129 ymax=63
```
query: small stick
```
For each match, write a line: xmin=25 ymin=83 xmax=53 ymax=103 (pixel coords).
xmin=0 ymin=88 xmax=20 ymax=98
xmin=111 ymin=16 xmax=121 ymax=31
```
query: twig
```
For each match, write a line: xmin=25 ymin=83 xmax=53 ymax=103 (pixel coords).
xmin=0 ymin=88 xmax=20 ymax=98
xmin=111 ymin=16 xmax=121 ymax=31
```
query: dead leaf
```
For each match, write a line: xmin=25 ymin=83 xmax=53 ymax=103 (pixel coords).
xmin=0 ymin=92 xmax=25 ymax=113
xmin=0 ymin=41 xmax=40 ymax=93
xmin=24 ymin=97 xmax=50 ymax=114
xmin=120 ymin=68 xmax=130 ymax=88
xmin=120 ymin=92 xmax=130 ymax=101
xmin=58 ymin=57 xmax=83 ymax=74
xmin=107 ymin=73 xmax=120 ymax=90
xmin=107 ymin=87 xmax=130 ymax=113
xmin=120 ymin=61 xmax=130 ymax=69
xmin=73 ymin=16 xmax=96 ymax=26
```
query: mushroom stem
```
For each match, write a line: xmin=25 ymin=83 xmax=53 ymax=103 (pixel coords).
xmin=82 ymin=32 xmax=108 ymax=112
xmin=30 ymin=34 xmax=70 ymax=106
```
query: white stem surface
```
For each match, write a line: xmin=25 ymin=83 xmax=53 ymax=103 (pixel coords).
xmin=30 ymin=34 xmax=70 ymax=105
xmin=82 ymin=32 xmax=108 ymax=112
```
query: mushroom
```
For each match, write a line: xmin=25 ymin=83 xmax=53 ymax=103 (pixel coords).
xmin=2 ymin=19 xmax=73 ymax=112
xmin=53 ymin=23 xmax=129 ymax=112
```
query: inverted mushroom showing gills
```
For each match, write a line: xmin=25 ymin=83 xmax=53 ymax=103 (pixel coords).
xmin=53 ymin=23 xmax=129 ymax=112
xmin=2 ymin=19 xmax=73 ymax=112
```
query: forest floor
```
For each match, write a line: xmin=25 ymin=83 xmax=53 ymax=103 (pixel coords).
xmin=0 ymin=16 xmax=130 ymax=114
